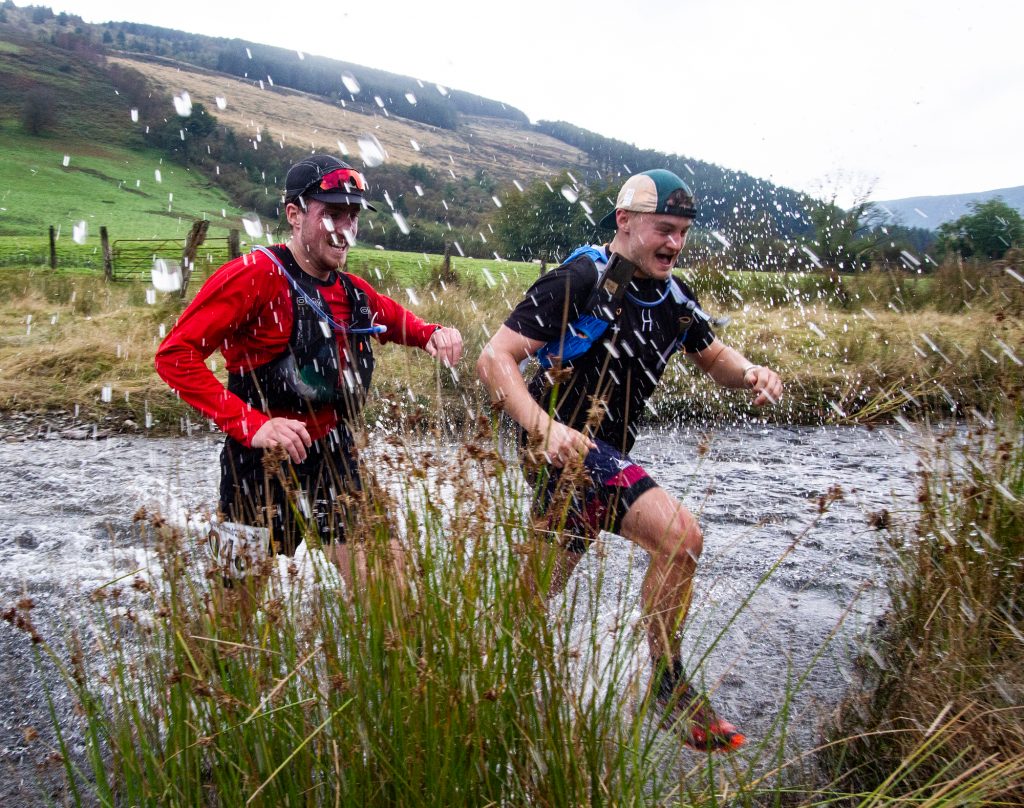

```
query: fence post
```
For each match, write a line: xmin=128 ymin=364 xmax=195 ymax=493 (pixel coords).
xmin=228 ymin=228 xmax=240 ymax=260
xmin=100 ymin=226 xmax=113 ymax=281
xmin=179 ymin=219 xmax=210 ymax=299
xmin=48 ymin=226 xmax=57 ymax=269
xmin=539 ymin=257 xmax=547 ymax=276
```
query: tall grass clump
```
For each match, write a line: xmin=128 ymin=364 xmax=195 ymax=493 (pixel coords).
xmin=823 ymin=410 xmax=1024 ymax=802
xmin=8 ymin=420 xmax=697 ymax=806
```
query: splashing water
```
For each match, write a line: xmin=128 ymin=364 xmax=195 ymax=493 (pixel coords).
xmin=130 ymin=108 xmax=139 ymax=122
xmin=405 ymin=288 xmax=420 ymax=305
xmin=392 ymin=212 xmax=410 ymax=235
xmin=414 ymin=185 xmax=424 ymax=197
xmin=492 ymin=196 xmax=502 ymax=208
xmin=405 ymin=93 xmax=417 ymax=105
xmin=151 ymin=259 xmax=183 ymax=292
xmin=435 ymin=83 xmax=449 ymax=96
xmin=410 ymin=139 xmax=420 ymax=151
xmin=560 ymin=185 xmax=579 ymax=203
xmin=100 ymin=386 xmax=112 ymax=403
xmin=341 ymin=72 xmax=361 ymax=94
xmin=72 ymin=221 xmax=87 ymax=245
xmin=481 ymin=267 xmax=496 ymax=288
xmin=62 ymin=154 xmax=70 ymax=167
xmin=241 ymin=213 xmax=263 ymax=238
xmin=357 ymin=134 xmax=387 ymax=167
xmin=154 ymin=169 xmax=162 ymax=184
xmin=711 ymin=231 xmax=732 ymax=248
xmin=145 ymin=289 xmax=157 ymax=305
xmin=215 ymin=96 xmax=227 ymax=110
xmin=513 ymin=180 xmax=524 ymax=192
xmin=173 ymin=93 xmax=192 ymax=117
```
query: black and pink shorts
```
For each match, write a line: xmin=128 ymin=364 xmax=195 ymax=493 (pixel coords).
xmin=530 ymin=438 xmax=658 ymax=553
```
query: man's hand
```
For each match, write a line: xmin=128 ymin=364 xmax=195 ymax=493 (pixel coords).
xmin=251 ymin=417 xmax=312 ymax=463
xmin=426 ymin=326 xmax=464 ymax=367
xmin=540 ymin=420 xmax=596 ymax=469
xmin=744 ymin=366 xmax=783 ymax=406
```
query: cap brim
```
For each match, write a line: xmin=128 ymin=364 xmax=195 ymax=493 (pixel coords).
xmin=598 ymin=209 xmax=618 ymax=230
xmin=307 ymin=191 xmax=378 ymax=211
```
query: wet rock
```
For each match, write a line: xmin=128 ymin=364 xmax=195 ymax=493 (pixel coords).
xmin=59 ymin=427 xmax=91 ymax=441
xmin=15 ymin=532 xmax=38 ymax=550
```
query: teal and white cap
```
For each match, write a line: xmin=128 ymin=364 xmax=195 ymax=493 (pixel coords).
xmin=598 ymin=169 xmax=697 ymax=229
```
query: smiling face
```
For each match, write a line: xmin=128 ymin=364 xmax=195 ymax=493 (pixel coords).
xmin=286 ymin=198 xmax=361 ymax=278
xmin=610 ymin=210 xmax=692 ymax=279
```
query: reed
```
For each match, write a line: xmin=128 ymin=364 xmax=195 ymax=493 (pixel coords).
xmin=822 ymin=410 xmax=1024 ymax=803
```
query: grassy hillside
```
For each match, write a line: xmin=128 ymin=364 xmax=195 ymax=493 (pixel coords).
xmin=0 ymin=26 xmax=253 ymax=255
xmin=0 ymin=128 xmax=249 ymax=239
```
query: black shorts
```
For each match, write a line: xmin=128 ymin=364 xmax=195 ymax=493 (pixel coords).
xmin=528 ymin=438 xmax=658 ymax=554
xmin=218 ymin=426 xmax=360 ymax=555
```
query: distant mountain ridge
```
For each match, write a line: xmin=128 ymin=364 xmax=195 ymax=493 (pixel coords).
xmin=875 ymin=185 xmax=1024 ymax=230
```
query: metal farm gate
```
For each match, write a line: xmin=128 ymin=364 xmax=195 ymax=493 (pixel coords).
xmin=109 ymin=235 xmax=239 ymax=282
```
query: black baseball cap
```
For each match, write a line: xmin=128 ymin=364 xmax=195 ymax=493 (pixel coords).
xmin=284 ymin=155 xmax=377 ymax=210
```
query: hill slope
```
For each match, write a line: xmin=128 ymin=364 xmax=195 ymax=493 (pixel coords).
xmin=1 ymin=3 xmax=820 ymax=261
xmin=107 ymin=54 xmax=589 ymax=185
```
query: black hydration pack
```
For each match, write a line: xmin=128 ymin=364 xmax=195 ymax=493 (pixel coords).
xmin=227 ymin=245 xmax=384 ymax=423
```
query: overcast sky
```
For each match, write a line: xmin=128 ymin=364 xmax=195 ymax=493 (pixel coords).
xmin=38 ymin=0 xmax=1024 ymax=204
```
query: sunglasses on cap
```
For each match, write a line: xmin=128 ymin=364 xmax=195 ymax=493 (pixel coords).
xmin=315 ymin=167 xmax=367 ymax=193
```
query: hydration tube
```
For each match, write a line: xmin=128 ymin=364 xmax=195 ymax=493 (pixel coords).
xmin=250 ymin=245 xmax=387 ymax=335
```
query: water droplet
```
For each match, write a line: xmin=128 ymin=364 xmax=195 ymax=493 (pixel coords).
xmin=336 ymin=140 xmax=348 ymax=156
xmin=492 ymin=195 xmax=502 ymax=208
xmin=173 ymin=92 xmax=192 ymax=117
xmin=414 ymin=184 xmax=424 ymax=197
xmin=374 ymin=95 xmax=385 ymax=108
xmin=72 ymin=221 xmax=87 ymax=245
xmin=513 ymin=180 xmax=524 ymax=192
xmin=435 ymin=83 xmax=449 ymax=96
xmin=405 ymin=92 xmax=417 ymax=105
xmin=62 ymin=154 xmax=70 ymax=167
xmin=130 ymin=108 xmax=139 ymax=122
xmin=357 ymin=134 xmax=387 ymax=167
xmin=405 ymin=287 xmax=420 ymax=305
xmin=245 ymin=47 xmax=252 ymax=59
xmin=146 ymin=288 xmax=157 ymax=305
xmin=560 ymin=185 xmax=578 ymax=203
xmin=392 ymin=212 xmax=410 ymax=235
xmin=101 ymin=386 xmax=113 ymax=403
xmin=410 ymin=139 xmax=420 ymax=151
xmin=215 ymin=96 xmax=227 ymax=110
xmin=241 ymin=212 xmax=263 ymax=238
xmin=481 ymin=267 xmax=496 ymax=287
xmin=711 ymin=231 xmax=731 ymax=248
xmin=151 ymin=258 xmax=182 ymax=292
xmin=154 ymin=169 xmax=162 ymax=183
xmin=342 ymin=72 xmax=361 ymax=94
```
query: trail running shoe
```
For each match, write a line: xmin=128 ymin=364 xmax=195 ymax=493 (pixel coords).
xmin=655 ymin=683 xmax=746 ymax=752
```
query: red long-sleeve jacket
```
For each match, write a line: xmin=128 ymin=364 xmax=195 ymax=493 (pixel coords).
xmin=155 ymin=246 xmax=438 ymax=445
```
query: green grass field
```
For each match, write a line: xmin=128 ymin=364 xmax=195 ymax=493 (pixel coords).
xmin=0 ymin=127 xmax=253 ymax=239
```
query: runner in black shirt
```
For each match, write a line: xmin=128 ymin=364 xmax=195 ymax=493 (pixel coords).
xmin=477 ymin=169 xmax=782 ymax=751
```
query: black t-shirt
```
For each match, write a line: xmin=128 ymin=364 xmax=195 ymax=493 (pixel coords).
xmin=505 ymin=249 xmax=715 ymax=453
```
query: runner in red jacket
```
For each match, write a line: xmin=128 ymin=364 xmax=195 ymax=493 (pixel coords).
xmin=156 ymin=155 xmax=463 ymax=573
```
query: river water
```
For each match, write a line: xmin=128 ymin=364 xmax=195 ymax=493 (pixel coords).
xmin=0 ymin=422 xmax=923 ymax=801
